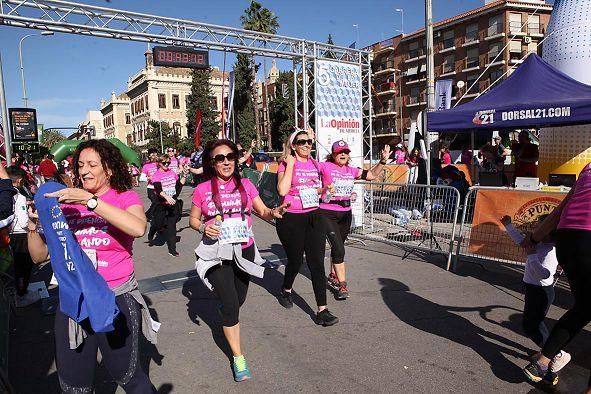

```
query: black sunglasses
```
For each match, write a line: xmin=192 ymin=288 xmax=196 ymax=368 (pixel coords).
xmin=161 ymin=161 xmax=170 ymax=166
xmin=294 ymin=139 xmax=313 ymax=146
xmin=212 ymin=152 xmax=238 ymax=163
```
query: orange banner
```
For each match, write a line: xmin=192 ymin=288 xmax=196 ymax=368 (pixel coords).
xmin=468 ymin=189 xmax=566 ymax=262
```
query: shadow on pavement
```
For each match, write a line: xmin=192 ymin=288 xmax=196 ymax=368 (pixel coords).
xmin=181 ymin=273 xmax=233 ymax=363
xmin=378 ymin=277 xmax=528 ymax=383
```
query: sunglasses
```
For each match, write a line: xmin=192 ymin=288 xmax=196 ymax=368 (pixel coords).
xmin=294 ymin=139 xmax=313 ymax=146
xmin=161 ymin=161 xmax=170 ymax=166
xmin=212 ymin=152 xmax=238 ymax=163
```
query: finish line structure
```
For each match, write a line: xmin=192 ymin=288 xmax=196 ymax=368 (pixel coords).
xmin=0 ymin=0 xmax=374 ymax=163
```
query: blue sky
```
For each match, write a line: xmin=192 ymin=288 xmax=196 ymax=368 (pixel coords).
xmin=0 ymin=0 xmax=553 ymax=132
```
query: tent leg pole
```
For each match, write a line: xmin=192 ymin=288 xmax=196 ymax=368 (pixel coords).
xmin=471 ymin=130 xmax=475 ymax=184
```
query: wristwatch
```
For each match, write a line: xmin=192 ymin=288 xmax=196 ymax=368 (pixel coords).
xmin=86 ymin=195 xmax=99 ymax=211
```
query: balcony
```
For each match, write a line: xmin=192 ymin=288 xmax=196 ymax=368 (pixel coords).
xmin=407 ymin=95 xmax=426 ymax=107
xmin=463 ymin=57 xmax=480 ymax=72
xmin=485 ymin=23 xmax=505 ymax=41
xmin=509 ymin=51 xmax=526 ymax=64
xmin=486 ymin=53 xmax=505 ymax=67
xmin=375 ymin=104 xmax=397 ymax=117
xmin=509 ymin=21 xmax=527 ymax=36
xmin=440 ymin=64 xmax=456 ymax=77
xmin=439 ymin=38 xmax=456 ymax=54
xmin=404 ymin=48 xmax=426 ymax=63
xmin=374 ymin=62 xmax=397 ymax=76
xmin=528 ymin=23 xmax=545 ymax=37
xmin=462 ymin=32 xmax=480 ymax=47
xmin=375 ymin=81 xmax=396 ymax=96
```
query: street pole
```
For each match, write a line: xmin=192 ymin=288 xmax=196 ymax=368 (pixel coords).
xmin=395 ymin=9 xmax=404 ymax=36
xmin=353 ymin=24 xmax=360 ymax=47
xmin=0 ymin=51 xmax=12 ymax=164
xmin=425 ymin=0 xmax=435 ymax=186
xmin=18 ymin=32 xmax=54 ymax=108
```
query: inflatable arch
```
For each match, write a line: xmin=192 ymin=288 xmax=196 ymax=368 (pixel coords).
xmin=50 ymin=138 xmax=141 ymax=167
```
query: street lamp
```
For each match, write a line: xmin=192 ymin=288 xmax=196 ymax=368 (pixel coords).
xmin=393 ymin=69 xmax=404 ymax=136
xmin=395 ymin=8 xmax=404 ymax=36
xmin=352 ymin=24 xmax=360 ymax=47
xmin=19 ymin=31 xmax=54 ymax=107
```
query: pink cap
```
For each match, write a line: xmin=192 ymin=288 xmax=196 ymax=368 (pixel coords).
xmin=332 ymin=140 xmax=350 ymax=154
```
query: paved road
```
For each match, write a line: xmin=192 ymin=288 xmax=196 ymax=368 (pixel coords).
xmin=8 ymin=186 xmax=591 ymax=393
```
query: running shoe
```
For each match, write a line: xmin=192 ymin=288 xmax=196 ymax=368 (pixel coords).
xmin=523 ymin=361 xmax=548 ymax=383
xmin=168 ymin=251 xmax=180 ymax=257
xmin=314 ymin=309 xmax=339 ymax=326
xmin=277 ymin=289 xmax=293 ymax=309
xmin=335 ymin=282 xmax=350 ymax=300
xmin=542 ymin=371 xmax=559 ymax=386
xmin=550 ymin=350 xmax=571 ymax=373
xmin=327 ymin=273 xmax=340 ymax=291
xmin=232 ymin=355 xmax=251 ymax=382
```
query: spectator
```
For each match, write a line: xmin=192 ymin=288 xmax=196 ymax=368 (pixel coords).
xmin=237 ymin=139 xmax=256 ymax=171
xmin=406 ymin=148 xmax=420 ymax=184
xmin=460 ymin=144 xmax=473 ymax=166
xmin=394 ymin=143 xmax=407 ymax=165
xmin=493 ymin=136 xmax=510 ymax=157
xmin=512 ymin=130 xmax=539 ymax=178
xmin=440 ymin=144 xmax=452 ymax=165
xmin=38 ymin=153 xmax=58 ymax=182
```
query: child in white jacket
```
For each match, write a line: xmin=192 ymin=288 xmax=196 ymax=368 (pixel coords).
xmin=501 ymin=214 xmax=571 ymax=375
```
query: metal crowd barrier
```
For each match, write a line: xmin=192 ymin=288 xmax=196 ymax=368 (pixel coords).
xmin=453 ymin=186 xmax=567 ymax=269
xmin=349 ymin=181 xmax=462 ymax=269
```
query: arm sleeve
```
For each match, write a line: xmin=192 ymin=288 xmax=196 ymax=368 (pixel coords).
xmin=153 ymin=182 xmax=163 ymax=195
xmin=174 ymin=179 xmax=184 ymax=198
xmin=14 ymin=195 xmax=29 ymax=232
xmin=0 ymin=180 xmax=16 ymax=223
xmin=277 ymin=161 xmax=286 ymax=174
xmin=120 ymin=191 xmax=144 ymax=210
xmin=192 ymin=186 xmax=203 ymax=207
xmin=503 ymin=223 xmax=525 ymax=245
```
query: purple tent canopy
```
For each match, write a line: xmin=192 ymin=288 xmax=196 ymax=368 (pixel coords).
xmin=427 ymin=54 xmax=591 ymax=132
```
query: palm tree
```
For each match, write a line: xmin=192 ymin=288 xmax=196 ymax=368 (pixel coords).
xmin=240 ymin=1 xmax=279 ymax=146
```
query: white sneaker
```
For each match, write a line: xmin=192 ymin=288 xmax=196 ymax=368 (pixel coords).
xmin=550 ymin=350 xmax=571 ymax=373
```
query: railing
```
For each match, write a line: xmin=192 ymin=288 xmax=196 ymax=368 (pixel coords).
xmin=350 ymin=182 xmax=462 ymax=269
xmin=442 ymin=63 xmax=455 ymax=74
xmin=442 ymin=38 xmax=455 ymax=49
xmin=528 ymin=23 xmax=545 ymax=35
xmin=465 ymin=57 xmax=480 ymax=69
xmin=487 ymin=52 xmax=502 ymax=63
xmin=486 ymin=23 xmax=504 ymax=37
xmin=464 ymin=31 xmax=479 ymax=44
xmin=509 ymin=21 xmax=525 ymax=34
xmin=407 ymin=48 xmax=424 ymax=60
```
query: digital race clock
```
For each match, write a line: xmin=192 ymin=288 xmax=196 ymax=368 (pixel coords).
xmin=153 ymin=46 xmax=209 ymax=69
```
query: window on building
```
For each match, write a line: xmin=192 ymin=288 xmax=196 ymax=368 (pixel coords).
xmin=158 ymin=93 xmax=166 ymax=108
xmin=466 ymin=74 xmax=479 ymax=94
xmin=488 ymin=41 xmax=502 ymax=63
xmin=509 ymin=13 xmax=523 ymax=33
xmin=466 ymin=23 xmax=479 ymax=43
xmin=488 ymin=15 xmax=503 ymax=36
xmin=409 ymin=86 xmax=421 ymax=104
xmin=140 ymin=98 xmax=144 ymax=112
xmin=408 ymin=41 xmax=419 ymax=59
xmin=125 ymin=113 xmax=131 ymax=124
xmin=529 ymin=15 xmax=541 ymax=35
xmin=443 ymin=30 xmax=455 ymax=49
xmin=144 ymin=96 xmax=149 ymax=110
xmin=466 ymin=48 xmax=479 ymax=68
xmin=172 ymin=94 xmax=180 ymax=109
xmin=509 ymin=40 xmax=522 ymax=53
xmin=443 ymin=54 xmax=455 ymax=74
xmin=489 ymin=69 xmax=504 ymax=90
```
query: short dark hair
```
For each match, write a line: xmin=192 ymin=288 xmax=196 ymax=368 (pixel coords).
xmin=148 ymin=148 xmax=158 ymax=154
xmin=6 ymin=166 xmax=26 ymax=183
xmin=72 ymin=139 xmax=132 ymax=192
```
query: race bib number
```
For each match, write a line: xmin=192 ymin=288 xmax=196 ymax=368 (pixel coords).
xmin=299 ymin=188 xmax=319 ymax=209
xmin=163 ymin=186 xmax=176 ymax=197
xmin=83 ymin=249 xmax=98 ymax=270
xmin=333 ymin=179 xmax=355 ymax=197
xmin=219 ymin=218 xmax=249 ymax=245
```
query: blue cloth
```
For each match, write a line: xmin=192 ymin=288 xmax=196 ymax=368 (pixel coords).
xmin=34 ymin=182 xmax=119 ymax=332
xmin=428 ymin=54 xmax=591 ymax=131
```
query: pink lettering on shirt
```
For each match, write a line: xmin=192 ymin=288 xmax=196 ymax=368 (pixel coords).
xmin=151 ymin=168 xmax=179 ymax=202
xmin=61 ymin=189 xmax=143 ymax=288
xmin=277 ymin=159 xmax=322 ymax=214
xmin=319 ymin=161 xmax=361 ymax=212
xmin=558 ymin=163 xmax=591 ymax=231
xmin=192 ymin=178 xmax=259 ymax=248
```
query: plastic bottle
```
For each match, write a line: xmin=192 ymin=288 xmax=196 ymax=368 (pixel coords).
xmin=211 ymin=215 xmax=222 ymax=240
xmin=323 ymin=183 xmax=334 ymax=203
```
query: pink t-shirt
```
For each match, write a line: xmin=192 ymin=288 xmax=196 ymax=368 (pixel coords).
xmin=141 ymin=162 xmax=159 ymax=188
xmin=395 ymin=149 xmax=407 ymax=164
xmin=151 ymin=168 xmax=179 ymax=203
xmin=442 ymin=153 xmax=452 ymax=165
xmin=192 ymin=178 xmax=259 ymax=248
xmin=319 ymin=162 xmax=362 ymax=212
xmin=169 ymin=157 xmax=179 ymax=174
xmin=558 ymin=163 xmax=591 ymax=231
xmin=278 ymin=159 xmax=322 ymax=214
xmin=61 ymin=189 xmax=143 ymax=288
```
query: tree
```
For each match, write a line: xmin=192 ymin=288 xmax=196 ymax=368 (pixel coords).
xmin=185 ymin=67 xmax=220 ymax=147
xmin=40 ymin=129 xmax=65 ymax=150
xmin=144 ymin=120 xmax=178 ymax=153
xmin=240 ymin=1 xmax=279 ymax=146
xmin=270 ymin=71 xmax=295 ymax=149
xmin=233 ymin=53 xmax=258 ymax=147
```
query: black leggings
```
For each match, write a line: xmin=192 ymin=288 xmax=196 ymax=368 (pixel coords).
xmin=522 ymin=283 xmax=554 ymax=347
xmin=276 ymin=210 xmax=327 ymax=307
xmin=149 ymin=204 xmax=177 ymax=254
xmin=542 ymin=229 xmax=591 ymax=359
xmin=319 ymin=209 xmax=352 ymax=264
xmin=54 ymin=293 xmax=156 ymax=393
xmin=145 ymin=188 xmax=158 ymax=220
xmin=206 ymin=244 xmax=254 ymax=327
xmin=10 ymin=234 xmax=33 ymax=293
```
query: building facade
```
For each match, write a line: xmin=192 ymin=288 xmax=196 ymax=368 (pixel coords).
xmin=100 ymin=92 xmax=131 ymax=143
xmin=99 ymin=50 xmax=229 ymax=149
xmin=370 ymin=0 xmax=552 ymax=149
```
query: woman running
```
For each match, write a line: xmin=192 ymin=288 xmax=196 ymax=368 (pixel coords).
xmin=321 ymin=141 xmax=390 ymax=300
xmin=189 ymin=139 xmax=288 ymax=382
xmin=27 ymin=139 xmax=157 ymax=393
xmin=275 ymin=128 xmax=338 ymax=326
xmin=522 ymin=161 xmax=591 ymax=387
xmin=148 ymin=154 xmax=187 ymax=256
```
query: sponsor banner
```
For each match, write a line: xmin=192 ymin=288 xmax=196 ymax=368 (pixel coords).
xmin=315 ymin=59 xmax=364 ymax=226
xmin=435 ymin=79 xmax=453 ymax=111
xmin=468 ymin=189 xmax=566 ymax=262
xmin=472 ymin=107 xmax=572 ymax=126
xmin=9 ymin=108 xmax=38 ymax=141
